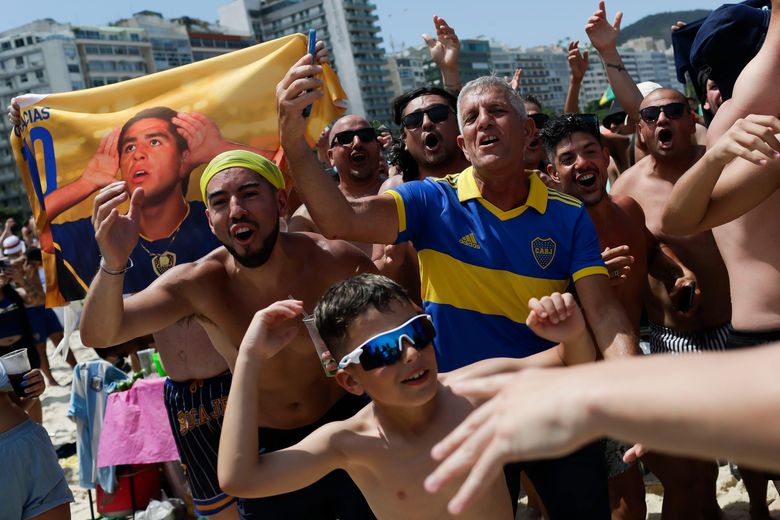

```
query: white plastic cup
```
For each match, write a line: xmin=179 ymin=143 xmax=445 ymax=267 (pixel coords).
xmin=1 ymin=348 xmax=31 ymax=374
xmin=1 ymin=348 xmax=31 ymax=397
xmin=302 ymin=316 xmax=338 ymax=377
xmin=137 ymin=348 xmax=156 ymax=378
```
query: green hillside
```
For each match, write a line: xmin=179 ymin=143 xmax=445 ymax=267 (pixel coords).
xmin=618 ymin=10 xmax=712 ymax=46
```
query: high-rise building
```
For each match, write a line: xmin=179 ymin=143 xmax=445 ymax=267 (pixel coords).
xmin=578 ymin=38 xmax=685 ymax=109
xmin=71 ymin=25 xmax=154 ymax=88
xmin=114 ymin=11 xmax=193 ymax=71
xmin=171 ymin=16 xmax=256 ymax=62
xmin=219 ymin=0 xmax=394 ymax=123
xmin=0 ymin=20 xmax=84 ymax=214
xmin=386 ymin=47 xmax=427 ymax=99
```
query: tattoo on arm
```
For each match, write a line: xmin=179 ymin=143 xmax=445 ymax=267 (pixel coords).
xmin=606 ymin=62 xmax=627 ymax=73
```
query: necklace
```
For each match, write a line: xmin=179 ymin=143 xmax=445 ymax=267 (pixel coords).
xmin=137 ymin=225 xmax=181 ymax=276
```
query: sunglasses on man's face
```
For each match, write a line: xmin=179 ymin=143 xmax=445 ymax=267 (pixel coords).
xmin=401 ymin=104 xmax=453 ymax=129
xmin=638 ymin=102 xmax=687 ymax=124
xmin=330 ymin=127 xmax=377 ymax=147
xmin=529 ymin=113 xmax=549 ymax=129
xmin=338 ymin=314 xmax=436 ymax=371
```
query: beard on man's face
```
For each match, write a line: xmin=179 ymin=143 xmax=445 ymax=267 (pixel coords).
xmin=222 ymin=217 xmax=280 ymax=268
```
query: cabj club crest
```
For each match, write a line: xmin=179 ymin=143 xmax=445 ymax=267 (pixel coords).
xmin=531 ymin=237 xmax=556 ymax=269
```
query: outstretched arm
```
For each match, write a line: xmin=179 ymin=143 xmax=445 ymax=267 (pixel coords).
xmin=277 ymin=55 xmax=398 ymax=245
xmin=219 ymin=300 xmax=344 ymax=497
xmin=425 ymin=344 xmax=780 ymax=515
xmin=564 ymin=41 xmax=588 ymax=114
xmin=585 ymin=1 xmax=643 ymax=122
xmin=423 ymin=15 xmax=461 ymax=92
xmin=662 ymin=114 xmax=780 ymax=235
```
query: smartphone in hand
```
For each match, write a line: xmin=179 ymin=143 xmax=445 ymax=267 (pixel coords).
xmin=302 ymin=28 xmax=317 ymax=118
xmin=677 ymin=282 xmax=696 ymax=313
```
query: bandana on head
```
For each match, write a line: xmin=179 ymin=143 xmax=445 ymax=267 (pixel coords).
xmin=200 ymin=150 xmax=285 ymax=203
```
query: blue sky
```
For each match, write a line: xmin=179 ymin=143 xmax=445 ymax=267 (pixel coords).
xmin=0 ymin=0 xmax=715 ymax=49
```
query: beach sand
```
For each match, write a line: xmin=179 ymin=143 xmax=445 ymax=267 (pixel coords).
xmin=39 ymin=337 xmax=779 ymax=520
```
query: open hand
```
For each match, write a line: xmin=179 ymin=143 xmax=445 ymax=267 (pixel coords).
xmin=92 ymin=182 xmax=143 ymax=271
xmin=422 ymin=16 xmax=460 ymax=72
xmin=83 ymin=128 xmax=121 ymax=191
xmin=585 ymin=0 xmax=623 ymax=53
xmin=567 ymin=41 xmax=589 ymax=81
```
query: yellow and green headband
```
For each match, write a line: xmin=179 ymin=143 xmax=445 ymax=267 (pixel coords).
xmin=200 ymin=150 xmax=285 ymax=203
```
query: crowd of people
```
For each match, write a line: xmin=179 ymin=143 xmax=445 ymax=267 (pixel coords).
xmin=3 ymin=1 xmax=780 ymax=519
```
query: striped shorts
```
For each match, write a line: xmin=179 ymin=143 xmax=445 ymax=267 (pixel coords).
xmin=648 ymin=323 xmax=729 ymax=354
xmin=163 ymin=372 xmax=236 ymax=516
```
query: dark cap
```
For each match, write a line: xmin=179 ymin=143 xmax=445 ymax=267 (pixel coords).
xmin=602 ymin=101 xmax=627 ymax=129
xmin=690 ymin=1 xmax=771 ymax=100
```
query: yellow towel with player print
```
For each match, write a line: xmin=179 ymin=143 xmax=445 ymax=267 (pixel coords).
xmin=9 ymin=33 xmax=347 ymax=307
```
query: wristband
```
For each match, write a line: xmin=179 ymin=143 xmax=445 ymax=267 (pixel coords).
xmin=100 ymin=257 xmax=133 ymax=275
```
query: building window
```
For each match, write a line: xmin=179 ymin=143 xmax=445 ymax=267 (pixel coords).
xmin=19 ymin=73 xmax=28 ymax=83
xmin=35 ymin=70 xmax=44 ymax=80
xmin=68 ymin=64 xmax=80 ymax=73
xmin=14 ymin=38 xmax=24 ymax=48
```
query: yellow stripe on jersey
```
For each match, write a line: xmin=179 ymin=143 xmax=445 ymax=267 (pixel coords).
xmin=418 ymin=249 xmax=569 ymax=324
xmin=386 ymin=190 xmax=407 ymax=234
xmin=573 ymin=265 xmax=609 ymax=282
xmin=547 ymin=189 xmax=582 ymax=205
xmin=547 ymin=194 xmax=583 ymax=209
xmin=197 ymin=494 xmax=236 ymax=512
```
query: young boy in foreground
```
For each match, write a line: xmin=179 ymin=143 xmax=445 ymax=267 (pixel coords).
xmin=219 ymin=274 xmax=596 ymax=519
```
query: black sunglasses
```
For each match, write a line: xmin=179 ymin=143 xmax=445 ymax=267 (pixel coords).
xmin=330 ymin=127 xmax=377 ymax=147
xmin=638 ymin=102 xmax=687 ymax=124
xmin=401 ymin=104 xmax=453 ymax=129
xmin=529 ymin=113 xmax=549 ymax=129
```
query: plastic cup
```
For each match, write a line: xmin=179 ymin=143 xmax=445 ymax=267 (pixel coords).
xmin=1 ymin=348 xmax=31 ymax=397
xmin=302 ymin=316 xmax=338 ymax=377
xmin=137 ymin=348 xmax=156 ymax=378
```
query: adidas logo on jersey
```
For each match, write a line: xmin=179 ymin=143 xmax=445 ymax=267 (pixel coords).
xmin=459 ymin=233 xmax=480 ymax=249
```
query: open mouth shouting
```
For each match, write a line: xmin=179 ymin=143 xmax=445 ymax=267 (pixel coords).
xmin=575 ymin=171 xmax=598 ymax=188
xmin=656 ymin=127 xmax=674 ymax=149
xmin=423 ymin=132 xmax=441 ymax=152
xmin=349 ymin=148 xmax=368 ymax=166
xmin=401 ymin=369 xmax=430 ymax=385
xmin=230 ymin=222 xmax=256 ymax=245
xmin=479 ymin=134 xmax=500 ymax=149
xmin=527 ymin=137 xmax=541 ymax=151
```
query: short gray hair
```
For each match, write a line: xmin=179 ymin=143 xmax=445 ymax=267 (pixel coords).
xmin=457 ymin=76 xmax=527 ymax=133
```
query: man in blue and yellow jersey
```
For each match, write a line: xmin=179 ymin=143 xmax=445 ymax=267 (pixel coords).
xmin=279 ymin=57 xmax=638 ymax=517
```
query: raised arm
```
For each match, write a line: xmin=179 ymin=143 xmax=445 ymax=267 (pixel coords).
xmin=662 ymin=114 xmax=780 ymax=235
xmin=218 ymin=300 xmax=343 ymax=497
xmin=277 ymin=55 xmax=398 ymax=245
xmin=423 ymin=15 xmax=462 ymax=92
xmin=564 ymin=41 xmax=588 ymax=114
xmin=79 ymin=183 xmax=193 ymax=347
xmin=585 ymin=1 xmax=643 ymax=122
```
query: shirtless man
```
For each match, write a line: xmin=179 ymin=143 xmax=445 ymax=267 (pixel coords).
xmin=79 ymin=150 xmax=376 ymax=519
xmin=661 ymin=1 xmax=780 ymax=515
xmin=542 ymin=113 xmax=672 ymax=520
xmin=609 ymin=89 xmax=729 ymax=520
xmin=287 ymin=114 xmax=385 ymax=258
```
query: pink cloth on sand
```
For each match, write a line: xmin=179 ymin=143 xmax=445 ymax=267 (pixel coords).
xmin=97 ymin=377 xmax=178 ymax=467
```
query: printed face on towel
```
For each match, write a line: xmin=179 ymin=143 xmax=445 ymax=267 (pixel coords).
xmin=119 ymin=116 xmax=188 ymax=206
